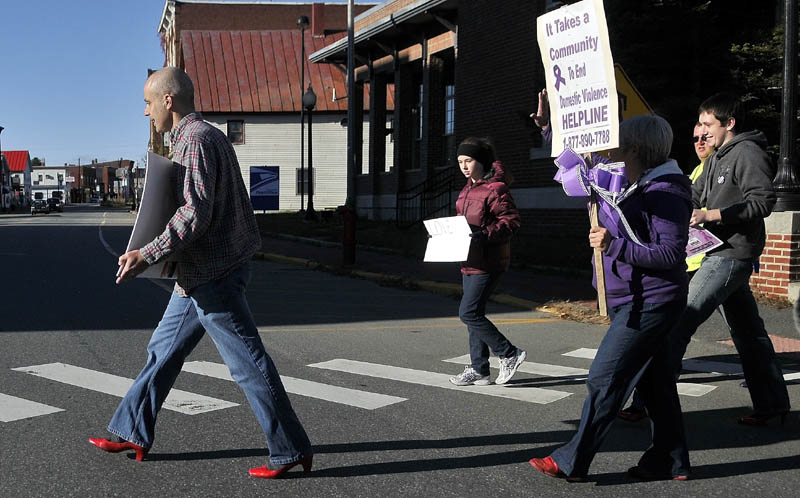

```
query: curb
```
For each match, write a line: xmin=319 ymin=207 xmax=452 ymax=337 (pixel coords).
xmin=253 ymin=251 xmax=553 ymax=316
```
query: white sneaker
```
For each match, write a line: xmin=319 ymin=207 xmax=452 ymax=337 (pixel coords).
xmin=495 ymin=348 xmax=526 ymax=385
xmin=449 ymin=365 xmax=491 ymax=386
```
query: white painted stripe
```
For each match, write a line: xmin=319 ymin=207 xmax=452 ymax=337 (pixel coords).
xmin=308 ymin=359 xmax=571 ymax=404
xmin=562 ymin=348 xmax=597 ymax=359
xmin=182 ymin=361 xmax=406 ymax=410
xmin=560 ymin=350 xmax=718 ymax=396
xmin=784 ymin=372 xmax=800 ymax=382
xmin=11 ymin=363 xmax=238 ymax=415
xmin=676 ymin=382 xmax=717 ymax=397
xmin=442 ymin=354 xmax=589 ymax=378
xmin=0 ymin=393 xmax=64 ymax=422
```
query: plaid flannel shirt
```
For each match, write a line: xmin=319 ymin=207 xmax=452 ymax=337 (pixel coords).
xmin=140 ymin=113 xmax=261 ymax=295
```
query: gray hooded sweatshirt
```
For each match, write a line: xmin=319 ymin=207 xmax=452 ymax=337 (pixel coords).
xmin=692 ymin=130 xmax=776 ymax=260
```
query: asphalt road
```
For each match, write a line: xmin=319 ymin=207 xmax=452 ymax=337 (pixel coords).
xmin=1 ymin=205 xmax=798 ymax=498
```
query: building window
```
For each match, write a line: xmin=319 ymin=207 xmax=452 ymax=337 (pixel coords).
xmin=444 ymin=85 xmax=455 ymax=136
xmin=295 ymin=168 xmax=313 ymax=195
xmin=417 ymin=84 xmax=424 ymax=141
xmin=227 ymin=120 xmax=244 ymax=144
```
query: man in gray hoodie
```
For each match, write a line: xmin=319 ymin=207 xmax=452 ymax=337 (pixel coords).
xmin=671 ymin=93 xmax=790 ymax=426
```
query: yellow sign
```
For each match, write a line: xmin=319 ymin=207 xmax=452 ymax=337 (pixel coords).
xmin=614 ymin=63 xmax=652 ymax=120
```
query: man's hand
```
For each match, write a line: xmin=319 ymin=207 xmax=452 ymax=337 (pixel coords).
xmin=589 ymin=226 xmax=611 ymax=252
xmin=530 ymin=89 xmax=549 ymax=128
xmin=690 ymin=208 xmax=722 ymax=227
xmin=116 ymin=249 xmax=150 ymax=284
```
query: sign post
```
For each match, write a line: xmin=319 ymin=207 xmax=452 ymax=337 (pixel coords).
xmin=537 ymin=0 xmax=618 ymax=316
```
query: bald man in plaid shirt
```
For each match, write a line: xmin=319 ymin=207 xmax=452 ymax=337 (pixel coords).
xmin=89 ymin=67 xmax=313 ymax=479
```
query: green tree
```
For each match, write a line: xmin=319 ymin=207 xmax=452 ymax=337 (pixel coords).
xmin=31 ymin=157 xmax=42 ymax=166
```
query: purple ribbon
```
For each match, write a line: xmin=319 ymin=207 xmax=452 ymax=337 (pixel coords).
xmin=553 ymin=148 xmax=625 ymax=197
xmin=553 ymin=148 xmax=643 ymax=245
xmin=553 ymin=65 xmax=566 ymax=91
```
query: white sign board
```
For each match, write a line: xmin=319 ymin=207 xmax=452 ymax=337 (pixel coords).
xmin=537 ymin=0 xmax=618 ymax=156
xmin=123 ymin=151 xmax=179 ymax=279
xmin=423 ymin=216 xmax=472 ymax=263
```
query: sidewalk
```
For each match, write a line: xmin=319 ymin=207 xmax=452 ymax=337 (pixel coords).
xmin=257 ymin=232 xmax=607 ymax=324
xmin=256 ymin=232 xmax=800 ymax=347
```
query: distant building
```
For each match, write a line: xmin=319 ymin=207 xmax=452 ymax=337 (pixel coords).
xmin=155 ymin=0 xmax=388 ymax=211
xmin=2 ymin=150 xmax=32 ymax=207
xmin=31 ymin=166 xmax=67 ymax=201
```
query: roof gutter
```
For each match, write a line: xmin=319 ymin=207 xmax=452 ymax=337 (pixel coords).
xmin=309 ymin=0 xmax=450 ymax=63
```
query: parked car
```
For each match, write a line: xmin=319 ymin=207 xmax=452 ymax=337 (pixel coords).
xmin=47 ymin=197 xmax=63 ymax=212
xmin=31 ymin=199 xmax=50 ymax=215
xmin=90 ymin=194 xmax=100 ymax=203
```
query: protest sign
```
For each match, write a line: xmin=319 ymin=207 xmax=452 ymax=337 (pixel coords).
xmin=537 ymin=0 xmax=618 ymax=157
xmin=423 ymin=216 xmax=472 ymax=263
xmin=538 ymin=0 xmax=617 ymax=315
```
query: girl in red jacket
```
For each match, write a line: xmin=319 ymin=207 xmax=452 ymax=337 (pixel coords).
xmin=449 ymin=137 xmax=526 ymax=386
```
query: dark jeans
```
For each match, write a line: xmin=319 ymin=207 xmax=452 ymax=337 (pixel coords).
xmin=108 ymin=264 xmax=312 ymax=465
xmin=550 ymin=299 xmax=690 ymax=478
xmin=670 ymin=256 xmax=789 ymax=414
xmin=459 ymin=272 xmax=516 ymax=376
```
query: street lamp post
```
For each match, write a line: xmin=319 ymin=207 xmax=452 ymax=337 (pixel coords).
xmin=773 ymin=0 xmax=800 ymax=211
xmin=303 ymin=84 xmax=317 ymax=220
xmin=297 ymin=15 xmax=310 ymax=213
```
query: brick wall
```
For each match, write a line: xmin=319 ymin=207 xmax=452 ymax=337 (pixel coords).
xmin=455 ymin=0 xmax=546 ymax=181
xmin=750 ymin=212 xmax=800 ymax=301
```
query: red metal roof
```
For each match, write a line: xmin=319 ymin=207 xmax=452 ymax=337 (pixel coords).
xmin=182 ymin=29 xmax=393 ymax=113
xmin=2 ymin=150 xmax=30 ymax=172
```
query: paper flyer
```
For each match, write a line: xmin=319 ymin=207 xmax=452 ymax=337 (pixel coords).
xmin=536 ymin=0 xmax=619 ymax=157
xmin=686 ymin=227 xmax=723 ymax=258
xmin=123 ymin=151 xmax=179 ymax=279
xmin=423 ymin=216 xmax=472 ymax=263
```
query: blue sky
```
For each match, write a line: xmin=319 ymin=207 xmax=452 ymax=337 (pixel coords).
xmin=0 ymin=0 xmax=366 ymax=167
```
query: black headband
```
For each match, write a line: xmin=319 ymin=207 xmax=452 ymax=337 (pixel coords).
xmin=457 ymin=143 xmax=493 ymax=168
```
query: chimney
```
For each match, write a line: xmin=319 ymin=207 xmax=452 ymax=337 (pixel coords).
xmin=311 ymin=3 xmax=325 ymax=37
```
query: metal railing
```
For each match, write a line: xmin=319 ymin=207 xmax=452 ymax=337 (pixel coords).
xmin=396 ymin=167 xmax=456 ymax=228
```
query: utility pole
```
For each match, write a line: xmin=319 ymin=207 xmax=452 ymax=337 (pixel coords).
xmin=773 ymin=0 xmax=800 ymax=211
xmin=342 ymin=0 xmax=357 ymax=265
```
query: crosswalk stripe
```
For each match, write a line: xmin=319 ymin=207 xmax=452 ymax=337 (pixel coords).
xmin=11 ymin=363 xmax=238 ymax=415
xmin=675 ymin=382 xmax=717 ymax=396
xmin=308 ymin=359 xmax=571 ymax=404
xmin=561 ymin=349 xmax=718 ymax=396
xmin=0 ymin=393 xmax=64 ymax=422
xmin=182 ymin=361 xmax=406 ymax=410
xmin=442 ymin=354 xmax=589 ymax=378
xmin=562 ymin=348 xmax=598 ymax=359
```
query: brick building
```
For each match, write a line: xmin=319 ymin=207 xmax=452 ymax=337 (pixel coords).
xmin=310 ymin=0 xmax=800 ymax=302
xmin=310 ymin=0 xmax=586 ymax=262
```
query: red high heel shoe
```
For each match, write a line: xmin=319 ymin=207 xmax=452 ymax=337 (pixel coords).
xmin=249 ymin=455 xmax=313 ymax=479
xmin=736 ymin=410 xmax=789 ymax=426
xmin=529 ymin=456 xmax=585 ymax=482
xmin=88 ymin=437 xmax=149 ymax=461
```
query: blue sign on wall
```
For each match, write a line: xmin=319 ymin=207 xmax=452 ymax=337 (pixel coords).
xmin=249 ymin=166 xmax=279 ymax=210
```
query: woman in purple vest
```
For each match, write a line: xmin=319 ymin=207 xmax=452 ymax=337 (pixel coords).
xmin=529 ymin=110 xmax=693 ymax=481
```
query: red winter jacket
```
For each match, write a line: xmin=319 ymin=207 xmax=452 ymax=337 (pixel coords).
xmin=456 ymin=161 xmax=521 ymax=275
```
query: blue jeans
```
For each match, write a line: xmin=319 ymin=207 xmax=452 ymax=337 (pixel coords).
xmin=551 ymin=299 xmax=690 ymax=478
xmin=670 ymin=256 xmax=789 ymax=414
xmin=107 ymin=263 xmax=312 ymax=465
xmin=460 ymin=273 xmax=516 ymax=376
